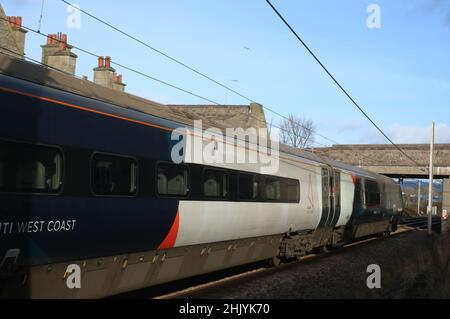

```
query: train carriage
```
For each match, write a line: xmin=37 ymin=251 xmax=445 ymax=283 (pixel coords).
xmin=0 ymin=55 xmax=403 ymax=298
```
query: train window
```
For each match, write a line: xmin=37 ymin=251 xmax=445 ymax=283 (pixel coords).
xmin=286 ymin=179 xmax=300 ymax=203
xmin=157 ymin=162 xmax=189 ymax=197
xmin=203 ymin=169 xmax=227 ymax=199
xmin=365 ymin=180 xmax=380 ymax=206
xmin=262 ymin=177 xmax=281 ymax=201
xmin=239 ymin=173 xmax=259 ymax=200
xmin=0 ymin=140 xmax=62 ymax=194
xmin=91 ymin=154 xmax=137 ymax=196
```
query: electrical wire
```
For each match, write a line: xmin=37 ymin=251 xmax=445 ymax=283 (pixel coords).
xmin=265 ymin=0 xmax=426 ymax=172
xmin=0 ymin=48 xmax=377 ymax=166
xmin=1 ymin=16 xmax=425 ymax=170
xmin=37 ymin=0 xmax=45 ymax=33
xmin=0 ymin=16 xmax=220 ymax=105
xmin=60 ymin=0 xmax=423 ymax=169
xmin=60 ymin=0 xmax=339 ymax=146
xmin=61 ymin=0 xmax=255 ymax=104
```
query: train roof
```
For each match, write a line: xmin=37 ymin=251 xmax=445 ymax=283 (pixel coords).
xmin=279 ymin=144 xmax=397 ymax=184
xmin=0 ymin=53 xmax=397 ymax=185
xmin=0 ymin=53 xmax=261 ymax=133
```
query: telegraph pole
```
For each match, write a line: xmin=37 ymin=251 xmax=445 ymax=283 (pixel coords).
xmin=428 ymin=122 xmax=435 ymax=235
xmin=417 ymin=180 xmax=421 ymax=215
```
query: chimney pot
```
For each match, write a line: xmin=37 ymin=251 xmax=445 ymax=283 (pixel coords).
xmin=60 ymin=34 xmax=68 ymax=51
xmin=98 ymin=56 xmax=105 ymax=68
xmin=105 ymin=56 xmax=111 ymax=69
xmin=48 ymin=34 xmax=55 ymax=45
xmin=8 ymin=16 xmax=16 ymax=28
xmin=17 ymin=17 xmax=22 ymax=28
xmin=43 ymin=32 xmax=77 ymax=75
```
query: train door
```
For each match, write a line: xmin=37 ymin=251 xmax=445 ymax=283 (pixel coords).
xmin=319 ymin=168 xmax=331 ymax=228
xmin=364 ymin=179 xmax=382 ymax=222
xmin=319 ymin=168 xmax=341 ymax=228
xmin=327 ymin=171 xmax=335 ymax=226
xmin=331 ymin=170 xmax=341 ymax=226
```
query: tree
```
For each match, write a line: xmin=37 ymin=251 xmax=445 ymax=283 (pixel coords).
xmin=279 ymin=114 xmax=316 ymax=148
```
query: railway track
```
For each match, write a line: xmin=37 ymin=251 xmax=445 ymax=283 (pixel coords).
xmin=114 ymin=221 xmax=442 ymax=299
xmin=155 ymin=227 xmax=413 ymax=299
xmin=400 ymin=216 xmax=442 ymax=230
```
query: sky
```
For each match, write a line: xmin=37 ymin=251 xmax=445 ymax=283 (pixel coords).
xmin=2 ymin=0 xmax=450 ymax=146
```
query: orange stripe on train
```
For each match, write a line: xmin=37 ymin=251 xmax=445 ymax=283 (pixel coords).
xmin=158 ymin=210 xmax=180 ymax=250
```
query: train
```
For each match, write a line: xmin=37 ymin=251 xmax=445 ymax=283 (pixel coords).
xmin=0 ymin=54 xmax=403 ymax=298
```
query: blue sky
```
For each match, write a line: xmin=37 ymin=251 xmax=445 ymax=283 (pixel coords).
xmin=3 ymin=0 xmax=450 ymax=146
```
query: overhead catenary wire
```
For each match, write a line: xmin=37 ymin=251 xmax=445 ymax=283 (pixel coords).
xmin=5 ymin=13 xmax=337 ymax=148
xmin=0 ymin=46 xmax=331 ymax=156
xmin=264 ymin=0 xmax=426 ymax=172
xmin=1 ymin=19 xmax=394 ymax=167
xmin=60 ymin=0 xmax=339 ymax=147
xmin=61 ymin=0 xmax=255 ymax=104
xmin=0 ymin=16 xmax=220 ymax=105
xmin=60 ymin=0 xmax=426 ymax=170
xmin=0 ymin=49 xmax=332 ymax=169
xmin=0 ymin=45 xmax=375 ymax=164
xmin=1 ymin=16 xmax=423 ymax=169
xmin=37 ymin=0 xmax=45 ymax=33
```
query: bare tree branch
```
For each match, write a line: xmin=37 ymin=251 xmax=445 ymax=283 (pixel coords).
xmin=279 ymin=114 xmax=316 ymax=148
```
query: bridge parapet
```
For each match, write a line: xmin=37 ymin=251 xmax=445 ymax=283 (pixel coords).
xmin=313 ymin=144 xmax=450 ymax=170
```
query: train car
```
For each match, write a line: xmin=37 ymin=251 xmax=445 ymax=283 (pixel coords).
xmin=0 ymin=55 xmax=403 ymax=298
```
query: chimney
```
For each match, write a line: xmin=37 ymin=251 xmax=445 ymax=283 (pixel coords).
xmin=112 ymin=74 xmax=126 ymax=92
xmin=42 ymin=32 xmax=78 ymax=75
xmin=98 ymin=56 xmax=104 ymax=68
xmin=93 ymin=56 xmax=125 ymax=92
xmin=105 ymin=56 xmax=111 ymax=69
xmin=7 ymin=16 xmax=27 ymax=57
xmin=42 ymin=33 xmax=62 ymax=64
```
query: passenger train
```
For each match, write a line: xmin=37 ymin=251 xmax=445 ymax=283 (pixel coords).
xmin=0 ymin=56 xmax=403 ymax=298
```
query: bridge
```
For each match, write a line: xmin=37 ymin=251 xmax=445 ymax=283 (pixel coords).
xmin=313 ymin=144 xmax=450 ymax=214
